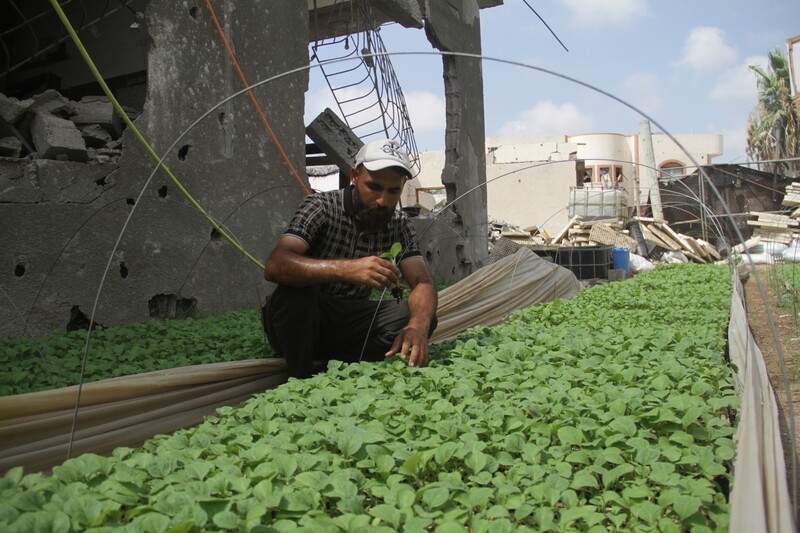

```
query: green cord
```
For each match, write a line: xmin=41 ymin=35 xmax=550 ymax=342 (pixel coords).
xmin=48 ymin=0 xmax=265 ymax=270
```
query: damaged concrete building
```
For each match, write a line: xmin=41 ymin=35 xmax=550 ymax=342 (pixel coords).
xmin=0 ymin=0 xmax=501 ymax=338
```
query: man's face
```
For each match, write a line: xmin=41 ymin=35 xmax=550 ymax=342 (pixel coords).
xmin=350 ymin=165 xmax=406 ymax=231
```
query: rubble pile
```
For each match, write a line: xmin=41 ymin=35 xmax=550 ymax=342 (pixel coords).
xmin=548 ymin=215 xmax=721 ymax=264
xmin=0 ymin=90 xmax=134 ymax=164
xmin=491 ymin=215 xmax=723 ymax=266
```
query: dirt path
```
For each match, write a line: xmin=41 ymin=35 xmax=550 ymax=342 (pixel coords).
xmin=741 ymin=265 xmax=800 ymax=505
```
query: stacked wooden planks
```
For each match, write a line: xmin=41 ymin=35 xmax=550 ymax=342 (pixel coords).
xmin=746 ymin=211 xmax=799 ymax=246
xmin=549 ymin=215 xmax=721 ymax=263
xmin=782 ymin=182 xmax=800 ymax=208
xmin=635 ymin=218 xmax=721 ymax=263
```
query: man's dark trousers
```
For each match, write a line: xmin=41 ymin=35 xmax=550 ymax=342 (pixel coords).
xmin=263 ymin=285 xmax=436 ymax=378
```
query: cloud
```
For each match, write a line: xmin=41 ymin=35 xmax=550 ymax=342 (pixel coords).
xmin=559 ymin=0 xmax=649 ymax=26
xmin=710 ymin=55 xmax=768 ymax=100
xmin=618 ymin=71 xmax=663 ymax=114
xmin=404 ymin=91 xmax=446 ymax=130
xmin=676 ymin=27 xmax=737 ymax=71
xmin=498 ymin=100 xmax=596 ymax=136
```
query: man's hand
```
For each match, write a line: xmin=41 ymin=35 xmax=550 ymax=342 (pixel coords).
xmin=264 ymin=236 xmax=401 ymax=290
xmin=349 ymin=256 xmax=401 ymax=290
xmin=385 ymin=325 xmax=430 ymax=368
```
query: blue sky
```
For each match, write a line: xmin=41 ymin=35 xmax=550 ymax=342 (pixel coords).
xmin=308 ymin=0 xmax=798 ymax=164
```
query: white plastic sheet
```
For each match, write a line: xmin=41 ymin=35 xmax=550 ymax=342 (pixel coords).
xmin=728 ymin=273 xmax=796 ymax=532
xmin=782 ymin=240 xmax=800 ymax=262
xmin=629 ymin=252 xmax=655 ymax=274
xmin=430 ymin=248 xmax=583 ymax=343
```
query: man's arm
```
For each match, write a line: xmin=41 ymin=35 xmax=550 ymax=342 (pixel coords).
xmin=264 ymin=235 xmax=401 ymax=290
xmin=385 ymin=256 xmax=438 ymax=368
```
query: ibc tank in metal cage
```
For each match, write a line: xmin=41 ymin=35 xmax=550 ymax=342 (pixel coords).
xmin=568 ymin=186 xmax=628 ymax=219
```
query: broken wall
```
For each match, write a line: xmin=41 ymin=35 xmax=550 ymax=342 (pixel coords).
xmin=423 ymin=0 xmax=489 ymax=278
xmin=485 ymin=139 xmax=579 ymax=234
xmin=0 ymin=0 xmax=309 ymax=338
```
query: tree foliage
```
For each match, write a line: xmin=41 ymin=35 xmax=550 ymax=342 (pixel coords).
xmin=746 ymin=48 xmax=800 ymax=177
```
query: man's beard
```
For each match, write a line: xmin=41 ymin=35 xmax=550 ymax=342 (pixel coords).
xmin=353 ymin=187 xmax=393 ymax=232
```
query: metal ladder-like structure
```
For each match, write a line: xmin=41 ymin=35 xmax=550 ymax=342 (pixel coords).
xmin=309 ymin=0 xmax=420 ymax=176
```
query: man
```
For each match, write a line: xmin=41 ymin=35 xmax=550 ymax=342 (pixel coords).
xmin=263 ymin=138 xmax=438 ymax=379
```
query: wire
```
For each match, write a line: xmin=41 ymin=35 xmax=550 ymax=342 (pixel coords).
xmin=48 ymin=0 xmax=267 ymax=460
xmin=521 ymin=0 xmax=569 ymax=52
xmin=203 ymin=0 xmax=310 ymax=196
xmin=48 ymin=0 xmax=265 ymax=271
xmin=358 ymin=287 xmax=387 ymax=362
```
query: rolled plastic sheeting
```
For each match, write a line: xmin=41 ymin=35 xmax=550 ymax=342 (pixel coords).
xmin=625 ymin=220 xmax=650 ymax=257
xmin=430 ymin=248 xmax=583 ymax=344
xmin=0 ymin=359 xmax=289 ymax=474
xmin=728 ymin=273 xmax=796 ymax=532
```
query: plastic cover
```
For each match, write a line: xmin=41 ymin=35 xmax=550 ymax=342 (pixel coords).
xmin=728 ymin=273 xmax=795 ymax=532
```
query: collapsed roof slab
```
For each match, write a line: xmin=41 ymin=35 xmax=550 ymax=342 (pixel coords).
xmin=306 ymin=0 xmax=504 ymax=42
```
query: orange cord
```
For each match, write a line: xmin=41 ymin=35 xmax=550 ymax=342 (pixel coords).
xmin=204 ymin=0 xmax=311 ymax=195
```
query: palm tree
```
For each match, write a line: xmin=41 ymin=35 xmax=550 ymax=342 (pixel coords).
xmin=746 ymin=48 xmax=800 ymax=178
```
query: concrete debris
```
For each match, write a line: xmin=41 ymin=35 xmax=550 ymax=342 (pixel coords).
xmin=81 ymin=124 xmax=113 ymax=148
xmin=28 ymin=89 xmax=70 ymax=117
xmin=547 ymin=215 xmax=722 ymax=265
xmin=486 ymin=221 xmax=555 ymax=265
xmin=87 ymin=147 xmax=123 ymax=163
xmin=31 ymin=113 xmax=88 ymax=162
xmin=0 ymin=94 xmax=33 ymax=124
xmin=0 ymin=137 xmax=22 ymax=158
xmin=0 ymin=90 xmax=126 ymax=164
xmin=69 ymin=96 xmax=122 ymax=137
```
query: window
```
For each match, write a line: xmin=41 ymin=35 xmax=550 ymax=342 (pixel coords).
xmin=659 ymin=161 xmax=685 ymax=180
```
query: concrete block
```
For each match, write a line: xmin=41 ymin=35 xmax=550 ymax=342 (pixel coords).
xmin=14 ymin=90 xmax=70 ymax=141
xmin=0 ymin=93 xmax=33 ymax=124
xmin=31 ymin=113 xmax=88 ymax=162
xmin=0 ymin=137 xmax=22 ymax=158
xmin=305 ymin=108 xmax=363 ymax=176
xmin=81 ymin=124 xmax=112 ymax=148
xmin=69 ymin=96 xmax=122 ymax=137
xmin=87 ymin=147 xmax=122 ymax=163
xmin=28 ymin=89 xmax=70 ymax=116
xmin=608 ymin=268 xmax=627 ymax=281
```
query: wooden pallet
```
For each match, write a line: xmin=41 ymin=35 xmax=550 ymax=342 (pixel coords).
xmin=588 ymin=223 xmax=637 ymax=250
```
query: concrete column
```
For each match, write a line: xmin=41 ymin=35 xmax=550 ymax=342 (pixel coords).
xmin=638 ymin=120 xmax=663 ymax=220
xmin=423 ymin=0 xmax=489 ymax=277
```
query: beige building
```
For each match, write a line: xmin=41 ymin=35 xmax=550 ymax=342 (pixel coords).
xmin=404 ymin=132 xmax=723 ymax=235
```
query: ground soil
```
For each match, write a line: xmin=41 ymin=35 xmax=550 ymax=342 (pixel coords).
xmin=742 ymin=264 xmax=800 ymax=507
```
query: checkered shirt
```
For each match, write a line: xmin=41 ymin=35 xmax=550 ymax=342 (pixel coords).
xmin=284 ymin=186 xmax=422 ymax=299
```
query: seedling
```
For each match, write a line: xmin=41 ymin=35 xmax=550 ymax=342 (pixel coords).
xmin=379 ymin=241 xmax=403 ymax=264
xmin=380 ymin=242 xmax=404 ymax=302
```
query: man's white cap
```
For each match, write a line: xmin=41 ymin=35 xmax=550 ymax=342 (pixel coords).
xmin=354 ymin=139 xmax=413 ymax=178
